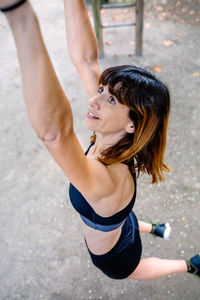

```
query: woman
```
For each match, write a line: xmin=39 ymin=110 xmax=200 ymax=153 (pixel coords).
xmin=1 ymin=0 xmax=199 ymax=280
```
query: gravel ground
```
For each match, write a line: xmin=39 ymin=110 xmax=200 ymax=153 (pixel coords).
xmin=0 ymin=1 xmax=200 ymax=299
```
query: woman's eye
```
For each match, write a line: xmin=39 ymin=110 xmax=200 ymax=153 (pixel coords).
xmin=98 ymin=86 xmax=104 ymax=94
xmin=108 ymin=97 xmax=116 ymax=104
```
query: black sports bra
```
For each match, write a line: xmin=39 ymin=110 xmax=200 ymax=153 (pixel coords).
xmin=69 ymin=144 xmax=136 ymax=232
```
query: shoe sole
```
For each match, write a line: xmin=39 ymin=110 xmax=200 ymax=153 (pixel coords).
xmin=163 ymin=223 xmax=171 ymax=240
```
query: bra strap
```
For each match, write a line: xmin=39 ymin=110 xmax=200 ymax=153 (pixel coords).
xmin=0 ymin=0 xmax=27 ymax=12
xmin=85 ymin=143 xmax=94 ymax=155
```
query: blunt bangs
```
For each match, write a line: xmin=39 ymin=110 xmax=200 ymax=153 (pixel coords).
xmin=99 ymin=65 xmax=170 ymax=116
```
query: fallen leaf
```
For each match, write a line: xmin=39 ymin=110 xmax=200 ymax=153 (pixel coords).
xmin=176 ymin=32 xmax=182 ymax=37
xmin=192 ymin=72 xmax=200 ymax=77
xmin=114 ymin=53 xmax=120 ymax=57
xmin=181 ymin=7 xmax=187 ymax=13
xmin=153 ymin=65 xmax=162 ymax=72
xmin=189 ymin=10 xmax=195 ymax=15
xmin=128 ymin=53 xmax=134 ymax=57
xmin=112 ymin=15 xmax=121 ymax=21
xmin=105 ymin=41 xmax=112 ymax=46
xmin=163 ymin=40 xmax=173 ymax=47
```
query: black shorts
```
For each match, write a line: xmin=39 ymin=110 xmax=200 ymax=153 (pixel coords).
xmin=86 ymin=211 xmax=142 ymax=280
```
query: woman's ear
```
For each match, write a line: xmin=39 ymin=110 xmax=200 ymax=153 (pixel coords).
xmin=125 ymin=120 xmax=135 ymax=133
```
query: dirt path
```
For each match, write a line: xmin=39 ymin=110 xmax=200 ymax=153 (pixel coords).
xmin=0 ymin=1 xmax=200 ymax=299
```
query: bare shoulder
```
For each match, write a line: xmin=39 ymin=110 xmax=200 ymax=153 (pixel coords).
xmin=90 ymin=163 xmax=135 ymax=217
xmin=44 ymin=132 xmax=115 ymax=201
xmin=82 ymin=157 xmax=117 ymax=200
xmin=107 ymin=163 xmax=135 ymax=210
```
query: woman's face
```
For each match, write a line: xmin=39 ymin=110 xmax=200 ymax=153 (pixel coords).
xmin=85 ymin=85 xmax=134 ymax=137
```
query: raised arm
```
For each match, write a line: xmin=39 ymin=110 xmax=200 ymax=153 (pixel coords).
xmin=63 ymin=0 xmax=100 ymax=97
xmin=1 ymin=1 xmax=114 ymax=200
xmin=4 ymin=3 xmax=73 ymax=143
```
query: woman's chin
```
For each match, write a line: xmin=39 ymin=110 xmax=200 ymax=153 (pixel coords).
xmin=84 ymin=118 xmax=96 ymax=131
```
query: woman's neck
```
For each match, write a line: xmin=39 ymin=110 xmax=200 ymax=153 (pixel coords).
xmin=92 ymin=131 xmax=125 ymax=156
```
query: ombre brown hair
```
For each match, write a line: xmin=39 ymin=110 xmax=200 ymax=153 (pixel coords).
xmin=90 ymin=65 xmax=171 ymax=184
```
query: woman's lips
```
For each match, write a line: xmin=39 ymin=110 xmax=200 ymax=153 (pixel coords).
xmin=87 ymin=111 xmax=99 ymax=119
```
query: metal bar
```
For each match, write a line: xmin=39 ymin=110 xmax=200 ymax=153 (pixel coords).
xmin=135 ymin=0 xmax=143 ymax=56
xmin=102 ymin=22 xmax=136 ymax=29
xmin=91 ymin=0 xmax=104 ymax=57
xmin=101 ymin=3 xmax=135 ymax=9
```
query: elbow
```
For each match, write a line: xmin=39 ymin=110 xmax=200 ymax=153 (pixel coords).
xmin=38 ymin=106 xmax=74 ymax=143
xmin=38 ymin=122 xmax=74 ymax=144
xmin=39 ymin=132 xmax=61 ymax=143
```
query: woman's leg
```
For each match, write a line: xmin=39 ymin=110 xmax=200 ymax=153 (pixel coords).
xmin=128 ymin=257 xmax=187 ymax=280
xmin=138 ymin=221 xmax=152 ymax=234
xmin=138 ymin=220 xmax=171 ymax=239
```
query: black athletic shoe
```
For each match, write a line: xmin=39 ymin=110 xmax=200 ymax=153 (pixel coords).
xmin=186 ymin=254 xmax=200 ymax=278
xmin=151 ymin=222 xmax=171 ymax=240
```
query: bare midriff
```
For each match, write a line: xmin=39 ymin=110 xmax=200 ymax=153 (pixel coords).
xmin=77 ymin=214 xmax=122 ymax=255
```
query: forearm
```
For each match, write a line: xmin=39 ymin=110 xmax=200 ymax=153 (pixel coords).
xmin=5 ymin=2 xmax=73 ymax=142
xmin=63 ymin=0 xmax=98 ymax=66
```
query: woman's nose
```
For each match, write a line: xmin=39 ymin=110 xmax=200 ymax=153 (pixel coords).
xmin=88 ymin=95 xmax=101 ymax=110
